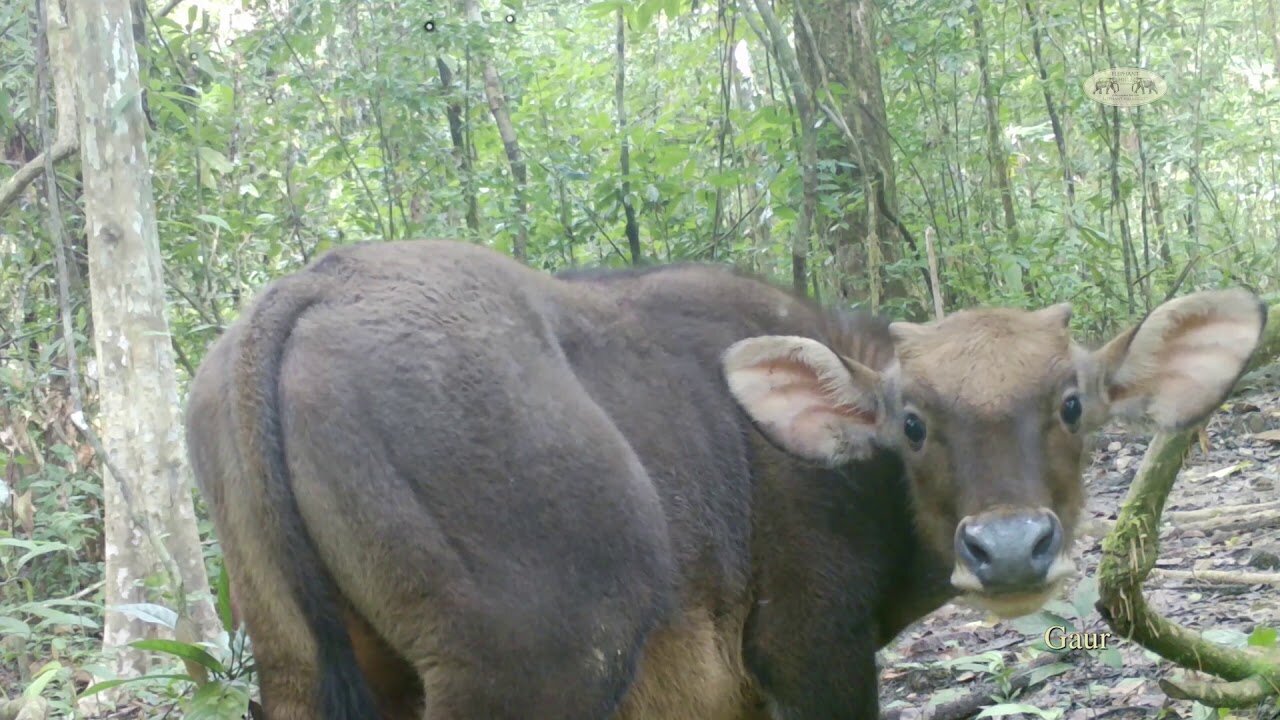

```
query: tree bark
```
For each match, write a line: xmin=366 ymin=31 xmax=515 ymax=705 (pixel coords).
xmin=972 ymin=0 xmax=1026 ymax=298
xmin=743 ymin=0 xmax=813 ymax=295
xmin=1095 ymin=0 xmax=1136 ymax=313
xmin=793 ymin=0 xmax=906 ymax=306
xmin=616 ymin=9 xmax=641 ymax=264
xmin=67 ymin=0 xmax=219 ymax=684
xmin=1267 ymin=0 xmax=1280 ymax=78
xmin=1021 ymin=0 xmax=1076 ymax=229
xmin=436 ymin=57 xmax=480 ymax=234
xmin=462 ymin=0 xmax=528 ymax=262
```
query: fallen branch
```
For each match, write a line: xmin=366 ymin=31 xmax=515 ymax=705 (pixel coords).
xmin=1096 ymin=427 xmax=1280 ymax=705
xmin=1149 ymin=568 xmax=1280 ymax=587
xmin=1084 ymin=503 xmax=1280 ymax=540
xmin=1160 ymin=675 xmax=1280 ymax=709
xmin=1167 ymin=500 xmax=1280 ymax=523
xmin=1177 ymin=508 xmax=1280 ymax=535
xmin=1095 ymin=306 xmax=1280 ymax=709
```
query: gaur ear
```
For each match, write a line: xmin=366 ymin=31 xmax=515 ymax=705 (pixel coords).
xmin=722 ymin=335 xmax=891 ymax=466
xmin=1092 ymin=288 xmax=1267 ymax=430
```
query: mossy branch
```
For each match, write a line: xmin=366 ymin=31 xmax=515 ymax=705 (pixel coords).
xmin=1095 ymin=303 xmax=1280 ymax=709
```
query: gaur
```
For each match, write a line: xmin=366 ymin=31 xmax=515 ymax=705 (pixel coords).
xmin=185 ymin=240 xmax=1266 ymax=720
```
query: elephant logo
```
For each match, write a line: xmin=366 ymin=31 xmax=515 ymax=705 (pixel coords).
xmin=1085 ymin=68 xmax=1167 ymax=107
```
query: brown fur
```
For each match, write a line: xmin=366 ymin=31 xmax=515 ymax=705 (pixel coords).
xmin=187 ymin=240 xmax=1265 ymax=720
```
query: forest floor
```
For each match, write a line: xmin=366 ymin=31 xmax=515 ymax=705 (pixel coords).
xmin=880 ymin=360 xmax=1280 ymax=720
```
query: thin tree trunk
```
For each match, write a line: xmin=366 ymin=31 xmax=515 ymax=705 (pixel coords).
xmin=743 ymin=0 xmax=812 ymax=294
xmin=972 ymin=0 xmax=1028 ymax=298
xmin=1022 ymin=0 xmax=1076 ymax=228
xmin=67 ymin=0 xmax=219 ymax=687
xmin=462 ymin=0 xmax=528 ymax=261
xmin=1096 ymin=0 xmax=1135 ymax=313
xmin=1150 ymin=179 xmax=1171 ymax=263
xmin=793 ymin=0 xmax=907 ymax=306
xmin=973 ymin=2 xmax=1017 ymax=246
xmin=1187 ymin=0 xmax=1208 ymax=254
xmin=708 ymin=7 xmax=735 ymax=261
xmin=1267 ymin=0 xmax=1280 ymax=77
xmin=616 ymin=9 xmax=641 ymax=264
xmin=437 ymin=57 xmax=480 ymax=234
xmin=1134 ymin=6 xmax=1152 ymax=309
xmin=1108 ymin=106 xmax=1135 ymax=314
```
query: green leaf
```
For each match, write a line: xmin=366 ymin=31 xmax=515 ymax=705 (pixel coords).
xmin=79 ymin=674 xmax=193 ymax=699
xmin=111 ymin=89 xmax=141 ymax=119
xmin=196 ymin=214 xmax=233 ymax=232
xmin=197 ymin=147 xmax=234 ymax=175
xmin=0 ymin=538 xmax=74 ymax=571
xmin=1071 ymin=576 xmax=1099 ymax=621
xmin=111 ymin=602 xmax=178 ymax=629
xmin=1098 ymin=647 xmax=1124 ymax=669
xmin=216 ymin=565 xmax=235 ymax=632
xmin=24 ymin=661 xmax=62 ymax=699
xmin=0 ymin=616 xmax=31 ymax=638
xmin=1010 ymin=609 xmax=1075 ymax=639
xmin=1020 ymin=661 xmax=1073 ymax=687
xmin=187 ymin=681 xmax=251 ymax=720
xmin=585 ymin=0 xmax=629 ymax=20
xmin=1201 ymin=628 xmax=1249 ymax=648
xmin=24 ymin=605 xmax=99 ymax=630
xmin=130 ymin=638 xmax=227 ymax=674
xmin=1247 ymin=626 xmax=1277 ymax=648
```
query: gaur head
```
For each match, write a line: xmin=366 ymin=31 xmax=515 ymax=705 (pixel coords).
xmin=722 ymin=289 xmax=1266 ymax=618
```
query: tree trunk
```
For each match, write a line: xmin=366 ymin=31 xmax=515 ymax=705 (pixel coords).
xmin=972 ymin=0 xmax=1028 ymax=299
xmin=1267 ymin=0 xmax=1280 ymax=77
xmin=744 ymin=0 xmax=813 ymax=295
xmin=1021 ymin=0 xmax=1076 ymax=231
xmin=793 ymin=0 xmax=906 ymax=306
xmin=616 ymin=9 xmax=641 ymax=264
xmin=462 ymin=0 xmax=528 ymax=262
xmin=67 ymin=0 xmax=219 ymax=683
xmin=436 ymin=57 xmax=480 ymax=234
xmin=1096 ymin=0 xmax=1136 ymax=314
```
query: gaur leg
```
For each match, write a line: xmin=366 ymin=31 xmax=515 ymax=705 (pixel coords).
xmin=744 ymin=604 xmax=880 ymax=720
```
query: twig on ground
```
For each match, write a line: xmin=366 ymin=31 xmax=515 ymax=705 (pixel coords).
xmin=1167 ymin=500 xmax=1280 ymax=522
xmin=1148 ymin=568 xmax=1280 ymax=587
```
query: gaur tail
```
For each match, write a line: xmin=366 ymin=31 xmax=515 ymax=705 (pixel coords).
xmin=234 ymin=273 xmax=380 ymax=720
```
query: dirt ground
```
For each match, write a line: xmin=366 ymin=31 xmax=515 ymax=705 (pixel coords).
xmin=880 ymin=362 xmax=1280 ymax=720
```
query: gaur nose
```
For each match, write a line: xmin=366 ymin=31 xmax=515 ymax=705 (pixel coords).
xmin=955 ymin=510 xmax=1062 ymax=590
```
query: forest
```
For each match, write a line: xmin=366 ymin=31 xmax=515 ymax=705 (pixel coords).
xmin=1 ymin=0 xmax=1279 ymax=718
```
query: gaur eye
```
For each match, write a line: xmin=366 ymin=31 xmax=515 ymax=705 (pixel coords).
xmin=1060 ymin=394 xmax=1083 ymax=428
xmin=903 ymin=413 xmax=927 ymax=450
